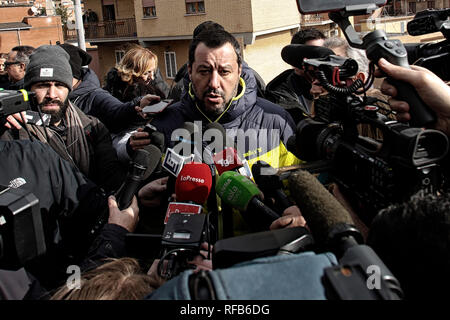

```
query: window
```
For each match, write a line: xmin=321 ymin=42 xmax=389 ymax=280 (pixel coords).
xmin=427 ymin=1 xmax=435 ymax=9
xmin=408 ymin=2 xmax=416 ymax=14
xmin=185 ymin=0 xmax=205 ymax=14
xmin=115 ymin=50 xmax=125 ymax=64
xmin=142 ymin=0 xmax=156 ymax=17
xmin=165 ymin=52 xmax=177 ymax=79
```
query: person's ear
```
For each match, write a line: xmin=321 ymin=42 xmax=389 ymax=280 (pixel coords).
xmin=188 ymin=64 xmax=192 ymax=81
xmin=19 ymin=62 xmax=26 ymax=72
xmin=355 ymin=71 xmax=366 ymax=82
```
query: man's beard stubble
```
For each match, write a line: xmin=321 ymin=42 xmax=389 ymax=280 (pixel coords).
xmin=192 ymin=82 xmax=239 ymax=119
xmin=38 ymin=98 xmax=69 ymax=125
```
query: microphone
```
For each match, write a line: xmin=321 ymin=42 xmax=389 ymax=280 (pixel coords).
xmin=288 ymin=170 xmax=404 ymax=299
xmin=175 ymin=162 xmax=213 ymax=205
xmin=143 ymin=123 xmax=165 ymax=152
xmin=251 ymin=160 xmax=294 ymax=212
xmin=164 ymin=162 xmax=212 ymax=224
xmin=216 ymin=171 xmax=280 ymax=231
xmin=172 ymin=121 xmax=202 ymax=161
xmin=287 ymin=169 xmax=357 ymax=249
xmin=206 ymin=122 xmax=252 ymax=178
xmin=281 ymin=44 xmax=335 ymax=69
xmin=116 ymin=147 xmax=161 ymax=209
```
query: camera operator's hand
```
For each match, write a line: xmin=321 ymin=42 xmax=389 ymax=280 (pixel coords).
xmin=376 ymin=58 xmax=450 ymax=135
xmin=135 ymin=94 xmax=161 ymax=119
xmin=107 ymin=195 xmax=139 ymax=232
xmin=269 ymin=205 xmax=308 ymax=230
xmin=4 ymin=112 xmax=27 ymax=130
xmin=128 ymin=127 xmax=151 ymax=152
xmin=138 ymin=176 xmax=169 ymax=207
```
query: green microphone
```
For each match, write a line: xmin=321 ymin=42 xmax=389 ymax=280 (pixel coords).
xmin=216 ymin=171 xmax=281 ymax=230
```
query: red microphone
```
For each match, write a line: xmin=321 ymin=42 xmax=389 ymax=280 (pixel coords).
xmin=175 ymin=162 xmax=213 ymax=204
xmin=213 ymin=147 xmax=243 ymax=176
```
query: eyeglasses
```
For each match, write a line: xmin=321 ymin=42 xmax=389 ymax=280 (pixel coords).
xmin=4 ymin=61 xmax=21 ymax=68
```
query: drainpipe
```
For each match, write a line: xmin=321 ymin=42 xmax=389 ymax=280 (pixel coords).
xmin=16 ymin=29 xmax=21 ymax=45
xmin=73 ymin=0 xmax=86 ymax=51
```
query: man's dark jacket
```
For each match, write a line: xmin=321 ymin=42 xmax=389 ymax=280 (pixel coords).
xmin=265 ymin=69 xmax=313 ymax=125
xmin=0 ymin=103 xmax=126 ymax=193
xmin=0 ymin=140 xmax=109 ymax=290
xmin=68 ymin=68 xmax=142 ymax=134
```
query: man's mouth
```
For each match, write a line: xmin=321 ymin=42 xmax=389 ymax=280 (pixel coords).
xmin=205 ymin=93 xmax=223 ymax=104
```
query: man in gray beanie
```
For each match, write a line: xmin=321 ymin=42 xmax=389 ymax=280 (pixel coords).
xmin=1 ymin=44 xmax=126 ymax=193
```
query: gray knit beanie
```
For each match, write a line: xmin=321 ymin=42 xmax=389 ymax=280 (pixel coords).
xmin=24 ymin=45 xmax=73 ymax=91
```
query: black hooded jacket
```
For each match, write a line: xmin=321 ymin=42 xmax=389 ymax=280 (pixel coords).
xmin=265 ymin=69 xmax=313 ymax=125
xmin=68 ymin=68 xmax=142 ymax=134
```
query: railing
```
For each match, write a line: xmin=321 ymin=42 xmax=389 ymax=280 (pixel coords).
xmin=63 ymin=18 xmax=137 ymax=41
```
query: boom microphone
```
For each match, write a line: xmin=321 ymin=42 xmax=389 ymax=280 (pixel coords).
xmin=288 ymin=169 xmax=358 ymax=248
xmin=216 ymin=171 xmax=280 ymax=231
xmin=281 ymin=44 xmax=335 ymax=69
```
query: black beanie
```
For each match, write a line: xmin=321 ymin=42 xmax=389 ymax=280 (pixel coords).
xmin=24 ymin=45 xmax=73 ymax=91
xmin=58 ymin=43 xmax=92 ymax=80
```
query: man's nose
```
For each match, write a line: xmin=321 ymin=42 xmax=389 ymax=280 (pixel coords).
xmin=208 ymin=70 xmax=220 ymax=89
xmin=46 ymin=85 xmax=58 ymax=99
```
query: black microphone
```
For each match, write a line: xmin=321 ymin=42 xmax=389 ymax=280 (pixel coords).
xmin=252 ymin=160 xmax=294 ymax=213
xmin=287 ymin=169 xmax=359 ymax=249
xmin=288 ymin=169 xmax=404 ymax=299
xmin=143 ymin=123 xmax=165 ymax=152
xmin=281 ymin=44 xmax=335 ymax=69
xmin=117 ymin=147 xmax=160 ymax=209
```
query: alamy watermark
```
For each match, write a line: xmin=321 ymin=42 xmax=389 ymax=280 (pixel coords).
xmin=170 ymin=121 xmax=281 ymax=172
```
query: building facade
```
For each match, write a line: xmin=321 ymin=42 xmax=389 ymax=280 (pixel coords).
xmin=0 ymin=2 xmax=64 ymax=53
xmin=78 ymin=0 xmax=304 ymax=85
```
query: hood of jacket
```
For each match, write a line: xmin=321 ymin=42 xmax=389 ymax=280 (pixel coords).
xmin=68 ymin=68 xmax=101 ymax=101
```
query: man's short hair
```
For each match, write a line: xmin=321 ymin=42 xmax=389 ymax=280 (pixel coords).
xmin=367 ymin=191 xmax=450 ymax=300
xmin=193 ymin=21 xmax=225 ymax=38
xmin=324 ymin=36 xmax=369 ymax=77
xmin=291 ymin=28 xmax=326 ymax=44
xmin=188 ymin=29 xmax=242 ymax=67
xmin=10 ymin=45 xmax=35 ymax=67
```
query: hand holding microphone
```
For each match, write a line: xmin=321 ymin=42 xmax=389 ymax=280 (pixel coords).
xmin=107 ymin=195 xmax=139 ymax=232
xmin=216 ymin=171 xmax=280 ymax=231
xmin=138 ymin=176 xmax=169 ymax=208
xmin=116 ymin=146 xmax=162 ymax=210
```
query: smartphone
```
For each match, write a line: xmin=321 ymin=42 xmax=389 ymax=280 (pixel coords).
xmin=142 ymin=99 xmax=173 ymax=114
xmin=296 ymin=0 xmax=386 ymax=14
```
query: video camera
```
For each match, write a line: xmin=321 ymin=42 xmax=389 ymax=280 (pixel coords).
xmin=0 ymin=185 xmax=46 ymax=270
xmin=405 ymin=8 xmax=450 ymax=81
xmin=0 ymin=90 xmax=35 ymax=119
xmin=292 ymin=1 xmax=449 ymax=224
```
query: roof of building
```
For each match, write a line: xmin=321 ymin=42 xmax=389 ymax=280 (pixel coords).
xmin=0 ymin=22 xmax=31 ymax=31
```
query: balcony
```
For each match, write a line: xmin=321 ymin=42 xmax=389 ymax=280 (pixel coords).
xmin=63 ymin=18 xmax=137 ymax=42
xmin=300 ymin=13 xmax=333 ymax=26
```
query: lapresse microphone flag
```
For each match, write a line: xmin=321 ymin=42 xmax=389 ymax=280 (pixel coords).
xmin=175 ymin=162 xmax=213 ymax=205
